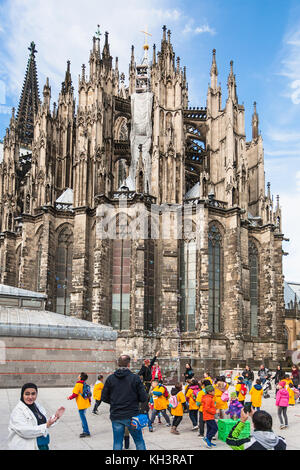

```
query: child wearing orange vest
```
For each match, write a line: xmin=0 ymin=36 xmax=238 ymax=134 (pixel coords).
xmin=202 ymin=384 xmax=217 ymax=448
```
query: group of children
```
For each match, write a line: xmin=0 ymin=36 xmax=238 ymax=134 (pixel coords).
xmin=68 ymin=368 xmax=300 ymax=449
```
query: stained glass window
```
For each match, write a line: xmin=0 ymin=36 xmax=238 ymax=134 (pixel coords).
xmin=249 ymin=239 xmax=259 ymax=337
xmin=55 ymin=226 xmax=73 ymax=315
xmin=179 ymin=240 xmax=196 ymax=332
xmin=208 ymin=224 xmax=222 ymax=333
xmin=111 ymin=239 xmax=131 ymax=330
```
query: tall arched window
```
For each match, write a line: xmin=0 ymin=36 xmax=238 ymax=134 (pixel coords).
xmin=36 ymin=242 xmax=43 ymax=291
xmin=208 ymin=224 xmax=222 ymax=333
xmin=55 ymin=226 xmax=73 ymax=315
xmin=179 ymin=239 xmax=196 ymax=332
xmin=111 ymin=238 xmax=131 ymax=330
xmin=144 ymin=240 xmax=155 ymax=331
xmin=249 ymin=239 xmax=259 ymax=337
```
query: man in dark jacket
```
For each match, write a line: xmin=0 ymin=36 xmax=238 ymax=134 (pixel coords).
xmin=226 ymin=408 xmax=286 ymax=450
xmin=102 ymin=354 xmax=148 ymax=450
xmin=138 ymin=352 xmax=159 ymax=392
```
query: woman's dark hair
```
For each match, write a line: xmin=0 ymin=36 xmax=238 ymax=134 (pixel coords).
xmin=252 ymin=411 xmax=272 ymax=431
xmin=98 ymin=375 xmax=103 ymax=380
xmin=21 ymin=383 xmax=38 ymax=402
xmin=80 ymin=372 xmax=88 ymax=381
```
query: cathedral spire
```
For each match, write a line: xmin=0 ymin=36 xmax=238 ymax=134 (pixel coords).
xmin=102 ymin=31 xmax=112 ymax=68
xmin=252 ymin=101 xmax=259 ymax=140
xmin=210 ymin=49 xmax=218 ymax=89
xmin=227 ymin=60 xmax=237 ymax=103
xmin=16 ymin=41 xmax=40 ymax=147
xmin=61 ymin=60 xmax=72 ymax=94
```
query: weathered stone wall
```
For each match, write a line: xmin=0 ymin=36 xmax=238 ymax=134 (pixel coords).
xmin=0 ymin=336 xmax=116 ymax=388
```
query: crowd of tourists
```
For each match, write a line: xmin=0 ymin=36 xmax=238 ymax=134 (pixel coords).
xmin=6 ymin=356 xmax=300 ymax=451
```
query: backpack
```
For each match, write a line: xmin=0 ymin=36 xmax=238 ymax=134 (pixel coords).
xmin=131 ymin=413 xmax=150 ymax=431
xmin=169 ymin=394 xmax=179 ymax=409
xmin=240 ymin=384 xmax=247 ymax=396
xmin=162 ymin=385 xmax=169 ymax=399
xmin=221 ymin=390 xmax=229 ymax=402
xmin=80 ymin=382 xmax=92 ymax=400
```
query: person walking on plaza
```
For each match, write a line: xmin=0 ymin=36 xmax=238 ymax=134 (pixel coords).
xmin=184 ymin=363 xmax=194 ymax=383
xmin=272 ymin=365 xmax=285 ymax=392
xmin=185 ymin=379 xmax=200 ymax=430
xmin=138 ymin=351 xmax=159 ymax=393
xmin=242 ymin=365 xmax=254 ymax=392
xmin=258 ymin=364 xmax=269 ymax=385
xmin=8 ymin=383 xmax=63 ymax=450
xmin=169 ymin=383 xmax=187 ymax=435
xmin=151 ymin=359 xmax=162 ymax=382
xmin=291 ymin=365 xmax=299 ymax=388
xmin=249 ymin=379 xmax=263 ymax=411
xmin=150 ymin=379 xmax=171 ymax=428
xmin=275 ymin=381 xmax=290 ymax=429
xmin=92 ymin=374 xmax=104 ymax=414
xmin=202 ymin=384 xmax=218 ymax=448
xmin=68 ymin=372 xmax=92 ymax=438
xmin=101 ymin=354 xmax=148 ymax=450
xmin=226 ymin=408 xmax=286 ymax=450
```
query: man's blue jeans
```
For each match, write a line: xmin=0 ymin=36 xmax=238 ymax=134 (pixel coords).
xmin=111 ymin=418 xmax=146 ymax=450
xmin=78 ymin=409 xmax=90 ymax=435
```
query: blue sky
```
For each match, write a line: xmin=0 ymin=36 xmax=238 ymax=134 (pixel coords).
xmin=0 ymin=0 xmax=299 ymax=281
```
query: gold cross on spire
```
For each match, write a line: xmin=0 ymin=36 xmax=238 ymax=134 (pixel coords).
xmin=140 ymin=27 xmax=152 ymax=51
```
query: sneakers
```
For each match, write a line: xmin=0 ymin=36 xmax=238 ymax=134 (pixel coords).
xmin=170 ymin=426 xmax=180 ymax=435
xmin=192 ymin=426 xmax=199 ymax=431
xmin=166 ymin=423 xmax=171 ymax=427
xmin=203 ymin=437 xmax=216 ymax=448
xmin=79 ymin=432 xmax=91 ymax=438
xmin=203 ymin=437 xmax=212 ymax=448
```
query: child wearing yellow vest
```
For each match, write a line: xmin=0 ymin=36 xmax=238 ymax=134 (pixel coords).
xmin=150 ymin=380 xmax=171 ymax=427
xmin=249 ymin=379 xmax=263 ymax=410
xmin=68 ymin=372 xmax=91 ymax=437
xmin=185 ymin=379 xmax=200 ymax=430
xmin=214 ymin=381 xmax=229 ymax=419
xmin=235 ymin=377 xmax=247 ymax=405
xmin=169 ymin=383 xmax=187 ymax=435
xmin=92 ymin=374 xmax=104 ymax=414
xmin=288 ymin=383 xmax=296 ymax=406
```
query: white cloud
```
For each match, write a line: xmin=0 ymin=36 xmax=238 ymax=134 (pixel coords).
xmin=0 ymin=0 xmax=185 ymax=104
xmin=183 ymin=21 xmax=216 ymax=36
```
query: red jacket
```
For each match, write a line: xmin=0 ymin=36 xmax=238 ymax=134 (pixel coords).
xmin=151 ymin=365 xmax=162 ymax=382
xmin=202 ymin=394 xmax=216 ymax=421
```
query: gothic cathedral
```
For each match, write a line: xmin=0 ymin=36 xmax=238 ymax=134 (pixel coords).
xmin=0 ymin=27 xmax=286 ymax=373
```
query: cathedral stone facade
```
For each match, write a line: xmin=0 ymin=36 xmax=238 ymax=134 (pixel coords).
xmin=0 ymin=27 xmax=286 ymax=376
